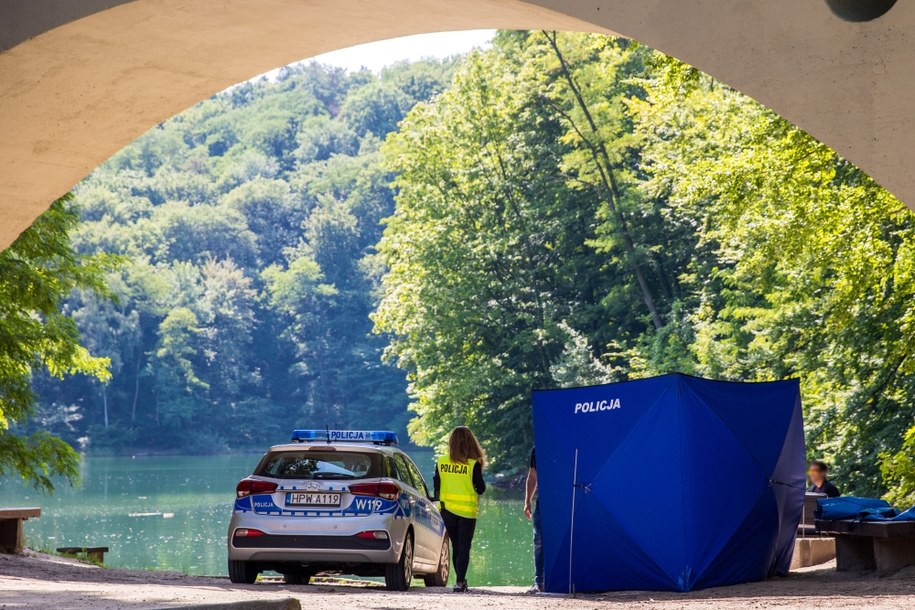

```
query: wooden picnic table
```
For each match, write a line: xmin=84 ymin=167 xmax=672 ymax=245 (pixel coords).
xmin=0 ymin=507 xmax=41 ymax=554
xmin=56 ymin=546 xmax=110 ymax=563
xmin=816 ymin=518 xmax=915 ymax=574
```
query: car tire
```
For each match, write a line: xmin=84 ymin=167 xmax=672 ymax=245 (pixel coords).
xmin=283 ymin=571 xmax=312 ymax=585
xmin=384 ymin=531 xmax=414 ymax=591
xmin=423 ymin=534 xmax=450 ymax=587
xmin=228 ymin=559 xmax=258 ymax=584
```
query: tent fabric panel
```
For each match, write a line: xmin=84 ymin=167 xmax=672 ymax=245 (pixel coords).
xmin=678 ymin=379 xmax=772 ymax=589
xmin=681 ymin=376 xmax=801 ymax=475
xmin=533 ymin=376 xmax=675 ymax=468
xmin=564 ymin=493 xmax=678 ymax=592
xmin=588 ymin=384 xmax=687 ymax=586
xmin=532 ymin=376 xmax=678 ymax=592
xmin=691 ymin=489 xmax=780 ymax=589
xmin=768 ymin=392 xmax=807 ymax=575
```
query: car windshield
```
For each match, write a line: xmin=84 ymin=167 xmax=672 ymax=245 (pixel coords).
xmin=256 ymin=451 xmax=384 ymax=480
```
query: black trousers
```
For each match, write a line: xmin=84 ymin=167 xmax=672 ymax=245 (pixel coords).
xmin=441 ymin=508 xmax=477 ymax=583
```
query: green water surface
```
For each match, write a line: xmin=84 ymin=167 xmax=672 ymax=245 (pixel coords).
xmin=0 ymin=452 xmax=533 ymax=586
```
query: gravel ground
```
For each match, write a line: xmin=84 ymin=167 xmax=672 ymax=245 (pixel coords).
xmin=1 ymin=551 xmax=914 ymax=609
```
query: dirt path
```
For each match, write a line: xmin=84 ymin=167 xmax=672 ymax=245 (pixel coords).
xmin=1 ymin=552 xmax=913 ymax=609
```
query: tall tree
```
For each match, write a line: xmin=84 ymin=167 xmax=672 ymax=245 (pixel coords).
xmin=375 ymin=46 xmax=619 ymax=465
xmin=537 ymin=31 xmax=665 ymax=330
xmin=630 ymin=57 xmax=915 ymax=495
xmin=0 ymin=195 xmax=113 ymax=491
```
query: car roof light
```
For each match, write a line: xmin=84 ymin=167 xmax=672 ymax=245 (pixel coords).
xmin=290 ymin=429 xmax=399 ymax=446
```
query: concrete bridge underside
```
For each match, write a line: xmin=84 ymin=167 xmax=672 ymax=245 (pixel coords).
xmin=1 ymin=0 xmax=914 ymax=249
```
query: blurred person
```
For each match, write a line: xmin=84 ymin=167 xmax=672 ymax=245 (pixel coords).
xmin=807 ymin=460 xmax=841 ymax=497
xmin=523 ymin=446 xmax=543 ymax=594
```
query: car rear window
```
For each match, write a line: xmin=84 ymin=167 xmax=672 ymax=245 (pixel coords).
xmin=256 ymin=451 xmax=385 ymax=480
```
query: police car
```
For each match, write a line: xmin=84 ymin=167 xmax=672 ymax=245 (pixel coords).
xmin=227 ymin=430 xmax=449 ymax=590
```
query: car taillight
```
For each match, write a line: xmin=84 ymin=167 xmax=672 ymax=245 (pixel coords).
xmin=234 ymin=528 xmax=265 ymax=538
xmin=349 ymin=481 xmax=400 ymax=501
xmin=236 ymin=478 xmax=278 ymax=498
xmin=355 ymin=530 xmax=389 ymax=540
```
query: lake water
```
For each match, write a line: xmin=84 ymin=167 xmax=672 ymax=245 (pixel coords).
xmin=0 ymin=453 xmax=533 ymax=586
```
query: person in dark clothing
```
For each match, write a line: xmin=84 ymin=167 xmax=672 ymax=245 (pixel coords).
xmin=807 ymin=460 xmax=841 ymax=497
xmin=523 ymin=447 xmax=543 ymax=593
xmin=433 ymin=426 xmax=486 ymax=592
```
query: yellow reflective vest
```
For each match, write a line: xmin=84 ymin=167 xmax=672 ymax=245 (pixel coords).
xmin=437 ymin=456 xmax=479 ymax=519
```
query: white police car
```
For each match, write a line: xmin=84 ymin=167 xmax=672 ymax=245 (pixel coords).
xmin=227 ymin=430 xmax=449 ymax=590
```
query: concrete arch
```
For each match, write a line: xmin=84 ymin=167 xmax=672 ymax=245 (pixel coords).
xmin=1 ymin=0 xmax=913 ymax=249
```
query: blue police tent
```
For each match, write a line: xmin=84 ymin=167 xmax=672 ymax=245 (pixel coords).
xmin=532 ymin=374 xmax=805 ymax=593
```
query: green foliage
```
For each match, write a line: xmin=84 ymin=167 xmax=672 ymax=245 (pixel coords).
xmin=32 ymin=60 xmax=457 ymax=454
xmin=375 ymin=40 xmax=634 ymax=466
xmin=630 ymin=59 xmax=915 ymax=496
xmin=341 ymin=82 xmax=412 ymax=138
xmin=0 ymin=195 xmax=113 ymax=491
xmin=881 ymin=424 xmax=915 ymax=507
xmin=377 ymin=31 xmax=915 ymax=497
xmin=21 ymin=33 xmax=915 ymax=504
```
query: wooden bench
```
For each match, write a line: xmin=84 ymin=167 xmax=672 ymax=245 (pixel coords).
xmin=56 ymin=546 xmax=110 ymax=563
xmin=0 ymin=507 xmax=41 ymax=554
xmin=798 ymin=492 xmax=827 ymax=537
xmin=817 ymin=518 xmax=915 ymax=574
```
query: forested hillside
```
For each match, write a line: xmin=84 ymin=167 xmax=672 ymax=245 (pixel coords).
xmin=11 ymin=32 xmax=915 ymax=501
xmin=26 ymin=60 xmax=457 ymax=453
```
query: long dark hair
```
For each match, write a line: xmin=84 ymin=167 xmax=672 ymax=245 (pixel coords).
xmin=448 ymin=426 xmax=486 ymax=468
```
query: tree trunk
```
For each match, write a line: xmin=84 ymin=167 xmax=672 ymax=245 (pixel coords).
xmin=542 ymin=31 xmax=664 ymax=330
xmin=131 ymin=353 xmax=142 ymax=422
xmin=102 ymin=384 xmax=109 ymax=429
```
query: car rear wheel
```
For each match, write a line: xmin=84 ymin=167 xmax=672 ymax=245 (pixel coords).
xmin=283 ymin=570 xmax=312 ymax=585
xmin=423 ymin=534 xmax=450 ymax=587
xmin=228 ymin=559 xmax=258 ymax=584
xmin=384 ymin=532 xmax=414 ymax=591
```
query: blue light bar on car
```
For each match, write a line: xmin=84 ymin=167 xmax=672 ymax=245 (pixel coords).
xmin=290 ymin=430 xmax=399 ymax=445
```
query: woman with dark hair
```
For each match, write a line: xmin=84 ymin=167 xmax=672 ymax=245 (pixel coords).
xmin=433 ymin=426 xmax=486 ymax=592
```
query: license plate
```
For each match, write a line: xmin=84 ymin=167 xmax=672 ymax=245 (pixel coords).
xmin=286 ymin=492 xmax=341 ymax=507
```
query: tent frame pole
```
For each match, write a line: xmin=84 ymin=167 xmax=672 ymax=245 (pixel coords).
xmin=569 ymin=447 xmax=579 ymax=595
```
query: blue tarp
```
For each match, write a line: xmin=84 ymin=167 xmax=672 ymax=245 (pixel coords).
xmin=816 ymin=497 xmax=893 ymax=520
xmin=532 ymin=374 xmax=805 ymax=593
xmin=817 ymin=497 xmax=915 ymax=522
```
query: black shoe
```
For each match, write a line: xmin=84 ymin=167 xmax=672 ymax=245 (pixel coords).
xmin=452 ymin=580 xmax=468 ymax=593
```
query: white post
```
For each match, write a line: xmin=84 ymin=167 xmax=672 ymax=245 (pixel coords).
xmin=568 ymin=447 xmax=579 ymax=595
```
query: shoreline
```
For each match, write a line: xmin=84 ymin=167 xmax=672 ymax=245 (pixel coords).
xmin=72 ymin=449 xmax=526 ymax=488
xmin=2 ymin=550 xmax=913 ymax=609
